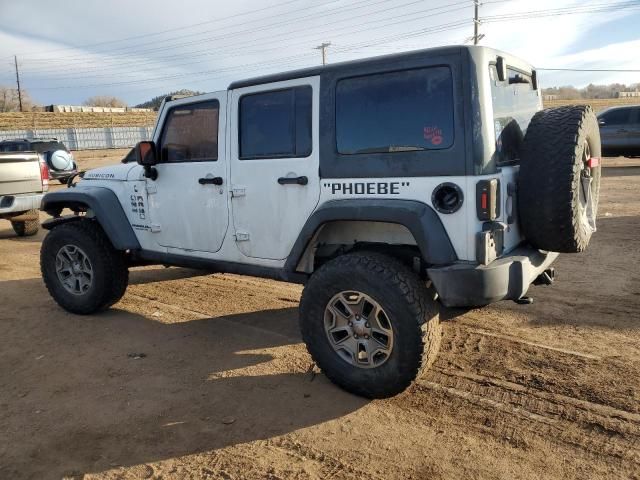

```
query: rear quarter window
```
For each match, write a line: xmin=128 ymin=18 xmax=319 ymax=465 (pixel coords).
xmin=490 ymin=64 xmax=540 ymax=165
xmin=335 ymin=66 xmax=454 ymax=155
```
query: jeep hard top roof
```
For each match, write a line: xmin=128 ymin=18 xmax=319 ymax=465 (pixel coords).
xmin=228 ymin=45 xmax=533 ymax=90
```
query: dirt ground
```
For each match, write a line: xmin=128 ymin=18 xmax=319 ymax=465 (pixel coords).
xmin=1 ymin=150 xmax=639 ymax=480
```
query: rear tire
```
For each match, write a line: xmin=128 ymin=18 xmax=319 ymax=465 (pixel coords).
xmin=11 ymin=210 xmax=39 ymax=237
xmin=519 ymin=105 xmax=602 ymax=253
xmin=299 ymin=251 xmax=441 ymax=398
xmin=40 ymin=220 xmax=129 ymax=314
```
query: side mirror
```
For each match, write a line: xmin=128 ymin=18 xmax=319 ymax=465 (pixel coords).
xmin=135 ymin=141 xmax=158 ymax=180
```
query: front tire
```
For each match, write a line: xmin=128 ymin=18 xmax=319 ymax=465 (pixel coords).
xmin=299 ymin=252 xmax=441 ymax=398
xmin=40 ymin=220 xmax=129 ymax=314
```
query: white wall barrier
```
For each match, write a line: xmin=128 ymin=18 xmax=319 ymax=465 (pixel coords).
xmin=0 ymin=126 xmax=154 ymax=150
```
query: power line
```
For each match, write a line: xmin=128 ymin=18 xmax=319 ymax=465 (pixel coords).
xmin=13 ymin=0 xmax=313 ymax=59
xmin=20 ymin=0 xmax=398 ymax=65
xmin=538 ymin=68 xmax=640 ymax=72
xmin=482 ymin=0 xmax=640 ymax=22
xmin=16 ymin=0 xmax=640 ymax=97
xmin=25 ymin=17 xmax=472 ymax=91
xmin=20 ymin=0 xmax=465 ymax=76
xmin=17 ymin=0 xmax=412 ymax=75
xmin=20 ymin=1 xmax=472 ymax=81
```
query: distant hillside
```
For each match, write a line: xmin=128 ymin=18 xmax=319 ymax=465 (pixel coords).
xmin=135 ymin=89 xmax=205 ymax=109
xmin=0 ymin=111 xmax=156 ymax=130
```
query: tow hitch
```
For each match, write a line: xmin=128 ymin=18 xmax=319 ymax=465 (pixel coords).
xmin=534 ymin=267 xmax=556 ymax=286
xmin=513 ymin=268 xmax=556 ymax=305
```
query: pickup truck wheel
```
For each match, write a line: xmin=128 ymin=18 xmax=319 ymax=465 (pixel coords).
xmin=519 ymin=105 xmax=602 ymax=253
xmin=11 ymin=210 xmax=39 ymax=237
xmin=299 ymin=251 xmax=441 ymax=398
xmin=40 ymin=221 xmax=129 ymax=314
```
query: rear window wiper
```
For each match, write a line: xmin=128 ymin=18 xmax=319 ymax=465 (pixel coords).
xmin=351 ymin=145 xmax=426 ymax=154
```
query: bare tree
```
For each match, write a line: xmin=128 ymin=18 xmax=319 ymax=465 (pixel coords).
xmin=83 ymin=95 xmax=127 ymax=108
xmin=0 ymin=85 xmax=33 ymax=112
xmin=543 ymin=82 xmax=640 ymax=100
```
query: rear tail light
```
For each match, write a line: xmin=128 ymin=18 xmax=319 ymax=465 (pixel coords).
xmin=39 ymin=160 xmax=49 ymax=192
xmin=476 ymin=179 xmax=500 ymax=221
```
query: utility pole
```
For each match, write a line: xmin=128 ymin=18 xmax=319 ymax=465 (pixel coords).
xmin=314 ymin=42 xmax=331 ymax=65
xmin=473 ymin=0 xmax=479 ymax=45
xmin=14 ymin=55 xmax=23 ymax=112
xmin=471 ymin=0 xmax=486 ymax=45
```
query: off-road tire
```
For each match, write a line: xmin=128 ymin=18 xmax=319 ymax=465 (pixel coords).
xmin=40 ymin=220 xmax=129 ymax=314
xmin=11 ymin=210 xmax=39 ymax=237
xmin=518 ymin=105 xmax=601 ymax=253
xmin=299 ymin=251 xmax=441 ymax=398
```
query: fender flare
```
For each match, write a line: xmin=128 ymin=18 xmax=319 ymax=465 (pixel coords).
xmin=284 ymin=199 xmax=457 ymax=272
xmin=40 ymin=186 xmax=141 ymax=251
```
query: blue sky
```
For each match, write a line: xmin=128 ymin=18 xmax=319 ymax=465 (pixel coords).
xmin=0 ymin=0 xmax=639 ymax=106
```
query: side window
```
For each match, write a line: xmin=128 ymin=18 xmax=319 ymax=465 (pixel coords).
xmin=601 ymin=108 xmax=631 ymax=126
xmin=335 ymin=67 xmax=454 ymax=155
xmin=239 ymin=86 xmax=312 ymax=159
xmin=159 ymin=100 xmax=219 ymax=163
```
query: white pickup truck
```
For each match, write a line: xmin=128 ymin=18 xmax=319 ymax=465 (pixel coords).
xmin=0 ymin=152 xmax=48 ymax=236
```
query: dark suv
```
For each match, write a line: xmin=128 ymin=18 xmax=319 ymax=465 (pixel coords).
xmin=0 ymin=138 xmax=78 ymax=183
xmin=597 ymin=105 xmax=640 ymax=157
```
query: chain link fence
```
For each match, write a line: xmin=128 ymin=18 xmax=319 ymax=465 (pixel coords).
xmin=0 ymin=126 xmax=154 ymax=150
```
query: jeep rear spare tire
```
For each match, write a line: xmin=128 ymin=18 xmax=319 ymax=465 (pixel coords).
xmin=299 ymin=251 xmax=441 ymax=398
xmin=518 ymin=105 xmax=601 ymax=253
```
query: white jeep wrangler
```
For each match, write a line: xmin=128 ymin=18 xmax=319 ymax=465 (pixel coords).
xmin=40 ymin=46 xmax=601 ymax=398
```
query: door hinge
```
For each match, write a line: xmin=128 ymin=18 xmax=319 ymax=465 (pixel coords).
xmin=150 ymin=224 xmax=161 ymax=232
xmin=230 ymin=186 xmax=246 ymax=197
xmin=146 ymin=182 xmax=157 ymax=194
xmin=234 ymin=231 xmax=250 ymax=241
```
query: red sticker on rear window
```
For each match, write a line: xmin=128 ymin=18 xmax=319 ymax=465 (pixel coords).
xmin=424 ymin=126 xmax=443 ymax=146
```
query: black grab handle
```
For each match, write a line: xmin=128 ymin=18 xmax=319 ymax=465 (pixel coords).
xmin=198 ymin=177 xmax=223 ymax=185
xmin=278 ymin=176 xmax=308 ymax=185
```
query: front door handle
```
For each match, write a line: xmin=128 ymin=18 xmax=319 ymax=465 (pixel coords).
xmin=278 ymin=176 xmax=308 ymax=185
xmin=199 ymin=176 xmax=223 ymax=185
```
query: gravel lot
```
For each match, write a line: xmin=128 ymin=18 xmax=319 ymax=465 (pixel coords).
xmin=1 ymin=150 xmax=639 ymax=480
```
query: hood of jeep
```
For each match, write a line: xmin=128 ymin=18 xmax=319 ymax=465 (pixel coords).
xmin=82 ymin=163 xmax=138 ymax=182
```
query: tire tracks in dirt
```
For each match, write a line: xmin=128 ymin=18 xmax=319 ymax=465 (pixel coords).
xmin=390 ymin=323 xmax=640 ymax=465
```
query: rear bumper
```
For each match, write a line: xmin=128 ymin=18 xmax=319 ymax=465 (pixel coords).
xmin=427 ymin=246 xmax=559 ymax=307
xmin=0 ymin=193 xmax=44 ymax=217
xmin=48 ymin=168 xmax=77 ymax=180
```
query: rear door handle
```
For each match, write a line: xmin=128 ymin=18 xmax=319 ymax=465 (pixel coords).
xmin=198 ymin=176 xmax=223 ymax=185
xmin=278 ymin=176 xmax=308 ymax=185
